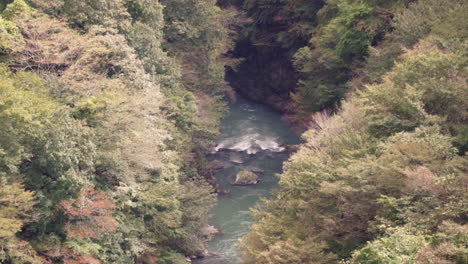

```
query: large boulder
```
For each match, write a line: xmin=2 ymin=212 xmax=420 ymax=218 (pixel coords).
xmin=246 ymin=167 xmax=264 ymax=174
xmin=232 ymin=170 xmax=258 ymax=185
xmin=210 ymin=160 xmax=225 ymax=170
xmin=201 ymin=224 xmax=220 ymax=239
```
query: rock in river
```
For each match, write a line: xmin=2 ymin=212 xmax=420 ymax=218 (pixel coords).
xmin=210 ymin=160 xmax=225 ymax=170
xmin=232 ymin=170 xmax=259 ymax=185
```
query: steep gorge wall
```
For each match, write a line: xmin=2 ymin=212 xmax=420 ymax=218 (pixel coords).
xmin=227 ymin=39 xmax=298 ymax=111
xmin=225 ymin=0 xmax=322 ymax=112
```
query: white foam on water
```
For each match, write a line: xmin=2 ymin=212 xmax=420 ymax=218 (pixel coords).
xmin=255 ymin=138 xmax=285 ymax=152
xmin=231 ymin=135 xmax=254 ymax=153
xmin=214 ymin=133 xmax=284 ymax=154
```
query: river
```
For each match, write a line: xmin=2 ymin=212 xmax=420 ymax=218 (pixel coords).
xmin=194 ymin=96 xmax=300 ymax=264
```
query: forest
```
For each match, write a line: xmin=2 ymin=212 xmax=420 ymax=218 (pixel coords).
xmin=0 ymin=0 xmax=466 ymax=264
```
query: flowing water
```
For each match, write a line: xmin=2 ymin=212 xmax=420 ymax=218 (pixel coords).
xmin=194 ymin=96 xmax=300 ymax=264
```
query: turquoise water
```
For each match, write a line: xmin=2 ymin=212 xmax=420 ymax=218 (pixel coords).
xmin=195 ymin=96 xmax=300 ymax=264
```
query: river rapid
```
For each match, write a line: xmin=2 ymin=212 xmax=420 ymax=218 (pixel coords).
xmin=194 ymin=96 xmax=300 ymax=264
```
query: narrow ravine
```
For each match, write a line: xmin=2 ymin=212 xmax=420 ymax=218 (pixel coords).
xmin=195 ymin=96 xmax=300 ymax=264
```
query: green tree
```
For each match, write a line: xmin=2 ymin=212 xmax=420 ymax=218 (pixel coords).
xmin=28 ymin=0 xmax=130 ymax=31
xmin=352 ymin=227 xmax=428 ymax=264
xmin=0 ymin=182 xmax=41 ymax=263
xmin=0 ymin=16 xmax=22 ymax=55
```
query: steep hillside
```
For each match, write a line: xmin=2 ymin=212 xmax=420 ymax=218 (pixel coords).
xmin=0 ymin=0 xmax=234 ymax=263
xmin=240 ymin=0 xmax=467 ymax=263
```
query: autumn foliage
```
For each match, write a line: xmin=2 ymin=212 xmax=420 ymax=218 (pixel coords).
xmin=61 ymin=249 xmax=101 ymax=264
xmin=61 ymin=188 xmax=117 ymax=239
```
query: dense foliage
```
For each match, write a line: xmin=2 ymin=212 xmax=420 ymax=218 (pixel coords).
xmin=1 ymin=0 xmax=467 ymax=263
xmin=240 ymin=0 xmax=467 ymax=263
xmin=227 ymin=0 xmax=416 ymax=125
xmin=0 ymin=0 xmax=233 ymax=263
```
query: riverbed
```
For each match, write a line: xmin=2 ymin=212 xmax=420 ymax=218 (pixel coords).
xmin=195 ymin=96 xmax=300 ymax=264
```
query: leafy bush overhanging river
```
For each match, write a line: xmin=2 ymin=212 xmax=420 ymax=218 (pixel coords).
xmin=195 ymin=96 xmax=300 ymax=264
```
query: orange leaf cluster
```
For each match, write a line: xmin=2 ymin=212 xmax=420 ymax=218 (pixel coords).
xmin=61 ymin=188 xmax=117 ymax=239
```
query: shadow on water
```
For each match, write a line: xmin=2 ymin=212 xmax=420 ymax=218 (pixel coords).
xmin=194 ymin=96 xmax=300 ymax=264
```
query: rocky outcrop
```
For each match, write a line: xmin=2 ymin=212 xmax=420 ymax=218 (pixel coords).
xmin=283 ymin=144 xmax=300 ymax=153
xmin=232 ymin=170 xmax=259 ymax=185
xmin=210 ymin=160 xmax=225 ymax=170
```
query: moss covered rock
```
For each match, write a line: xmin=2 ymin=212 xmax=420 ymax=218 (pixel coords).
xmin=232 ymin=170 xmax=259 ymax=185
